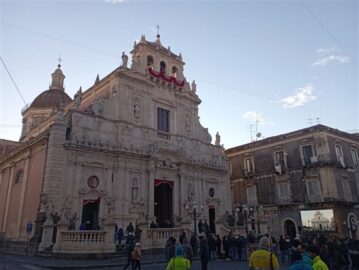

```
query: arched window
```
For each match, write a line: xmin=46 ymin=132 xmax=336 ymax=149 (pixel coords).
xmin=147 ymin=55 xmax=154 ymax=67
xmin=171 ymin=66 xmax=178 ymax=78
xmin=14 ymin=169 xmax=24 ymax=184
xmin=160 ymin=61 xmax=166 ymax=73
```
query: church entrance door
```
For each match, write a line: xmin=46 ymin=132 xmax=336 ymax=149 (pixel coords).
xmin=209 ymin=207 xmax=216 ymax=234
xmin=284 ymin=219 xmax=296 ymax=239
xmin=154 ymin=180 xmax=173 ymax=228
xmin=82 ymin=198 xmax=100 ymax=230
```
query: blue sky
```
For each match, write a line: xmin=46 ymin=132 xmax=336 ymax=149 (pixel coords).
xmin=1 ymin=0 xmax=358 ymax=148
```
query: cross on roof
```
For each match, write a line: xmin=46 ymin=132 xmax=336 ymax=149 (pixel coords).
xmin=156 ymin=25 xmax=160 ymax=38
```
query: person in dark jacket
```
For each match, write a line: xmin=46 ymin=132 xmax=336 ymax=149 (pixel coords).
xmin=190 ymin=233 xmax=198 ymax=256
xmin=166 ymin=237 xmax=177 ymax=262
xmin=200 ymin=235 xmax=209 ymax=270
xmin=122 ymin=240 xmax=135 ymax=270
xmin=216 ymin=235 xmax=222 ymax=258
xmin=183 ymin=238 xmax=194 ymax=264
xmin=338 ymin=238 xmax=350 ymax=270
xmin=126 ymin=222 xmax=134 ymax=235
xmin=222 ymin=236 xmax=230 ymax=259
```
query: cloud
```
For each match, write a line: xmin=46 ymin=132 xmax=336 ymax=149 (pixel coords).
xmin=105 ymin=0 xmax=125 ymax=4
xmin=317 ymin=47 xmax=338 ymax=56
xmin=242 ymin=111 xmax=264 ymax=122
xmin=313 ymin=55 xmax=349 ymax=66
xmin=313 ymin=47 xmax=349 ymax=67
xmin=279 ymin=85 xmax=316 ymax=108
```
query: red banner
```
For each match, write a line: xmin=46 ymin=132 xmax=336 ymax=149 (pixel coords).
xmin=83 ymin=197 xmax=100 ymax=206
xmin=148 ymin=67 xmax=185 ymax=87
xmin=154 ymin=179 xmax=174 ymax=187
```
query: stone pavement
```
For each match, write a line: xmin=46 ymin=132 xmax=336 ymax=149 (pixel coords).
xmin=0 ymin=254 xmax=289 ymax=270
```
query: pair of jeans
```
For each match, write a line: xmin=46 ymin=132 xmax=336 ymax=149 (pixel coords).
xmin=132 ymin=260 xmax=141 ymax=270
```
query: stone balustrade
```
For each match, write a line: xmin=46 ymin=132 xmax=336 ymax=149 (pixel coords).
xmin=53 ymin=224 xmax=116 ymax=254
xmin=147 ymin=228 xmax=191 ymax=248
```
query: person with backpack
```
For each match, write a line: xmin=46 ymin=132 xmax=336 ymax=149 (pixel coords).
xmin=131 ymin=242 xmax=142 ymax=270
xmin=166 ymin=245 xmax=191 ymax=270
xmin=249 ymin=236 xmax=279 ymax=270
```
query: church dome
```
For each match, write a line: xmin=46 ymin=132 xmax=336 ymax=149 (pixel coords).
xmin=29 ymin=63 xmax=72 ymax=109
xmin=30 ymin=89 xmax=72 ymax=109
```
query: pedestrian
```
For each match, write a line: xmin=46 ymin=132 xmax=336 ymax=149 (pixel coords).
xmin=249 ymin=236 xmax=279 ymax=270
xmin=131 ymin=242 xmax=142 ymax=270
xmin=338 ymin=238 xmax=350 ymax=270
xmin=216 ymin=235 xmax=222 ymax=258
xmin=123 ymin=240 xmax=134 ymax=270
xmin=183 ymin=238 xmax=194 ymax=264
xmin=279 ymin=235 xmax=289 ymax=264
xmin=166 ymin=245 xmax=191 ymax=270
xmin=190 ymin=233 xmax=198 ymax=256
xmin=288 ymin=252 xmax=312 ymax=270
xmin=134 ymin=225 xmax=142 ymax=242
xmin=179 ymin=231 xmax=187 ymax=244
xmin=222 ymin=235 xmax=229 ymax=259
xmin=166 ymin=237 xmax=177 ymax=262
xmin=126 ymin=222 xmax=134 ymax=235
xmin=208 ymin=234 xmax=217 ymax=260
xmin=200 ymin=234 xmax=209 ymax=270
xmin=307 ymin=245 xmax=329 ymax=270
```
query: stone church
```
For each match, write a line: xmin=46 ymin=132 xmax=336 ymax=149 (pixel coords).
xmin=0 ymin=35 xmax=231 ymax=254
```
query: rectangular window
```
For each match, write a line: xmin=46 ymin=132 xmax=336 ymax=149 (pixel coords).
xmin=275 ymin=151 xmax=286 ymax=169
xmin=351 ymin=148 xmax=358 ymax=167
xmin=302 ymin=145 xmax=313 ymax=166
xmin=278 ymin=182 xmax=290 ymax=199
xmin=335 ymin=144 xmax=345 ymax=167
xmin=244 ymin=157 xmax=254 ymax=174
xmin=157 ymin=108 xmax=169 ymax=132
xmin=342 ymin=177 xmax=352 ymax=201
xmin=307 ymin=178 xmax=321 ymax=202
xmin=247 ymin=185 xmax=257 ymax=205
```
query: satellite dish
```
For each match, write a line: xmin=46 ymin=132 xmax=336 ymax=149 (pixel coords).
xmin=256 ymin=132 xmax=261 ymax=138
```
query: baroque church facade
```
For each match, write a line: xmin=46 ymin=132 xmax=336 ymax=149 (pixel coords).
xmin=0 ymin=35 xmax=230 ymax=253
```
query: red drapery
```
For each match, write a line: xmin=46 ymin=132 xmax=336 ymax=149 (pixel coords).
xmin=154 ymin=179 xmax=174 ymax=188
xmin=148 ymin=67 xmax=185 ymax=87
xmin=83 ymin=197 xmax=100 ymax=206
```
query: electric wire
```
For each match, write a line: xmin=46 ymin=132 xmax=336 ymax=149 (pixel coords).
xmin=0 ymin=56 xmax=27 ymax=106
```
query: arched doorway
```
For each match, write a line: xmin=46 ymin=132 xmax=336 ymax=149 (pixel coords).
xmin=283 ymin=219 xmax=297 ymax=239
xmin=154 ymin=180 xmax=173 ymax=228
xmin=81 ymin=198 xmax=100 ymax=230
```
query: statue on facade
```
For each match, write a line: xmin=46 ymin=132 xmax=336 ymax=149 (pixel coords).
xmin=134 ymin=101 xmax=140 ymax=119
xmin=74 ymin=87 xmax=82 ymax=108
xmin=215 ymin=132 xmax=221 ymax=146
xmin=191 ymin=80 xmax=196 ymax=93
xmin=187 ymin=183 xmax=194 ymax=202
xmin=121 ymin=51 xmax=128 ymax=68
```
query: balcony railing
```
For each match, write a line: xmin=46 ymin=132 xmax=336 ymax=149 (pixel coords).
xmin=157 ymin=131 xmax=171 ymax=140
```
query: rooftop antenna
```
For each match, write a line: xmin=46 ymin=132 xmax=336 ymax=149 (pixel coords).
xmin=248 ymin=124 xmax=255 ymax=142
xmin=306 ymin=118 xmax=313 ymax=126
xmin=316 ymin=117 xmax=320 ymax=124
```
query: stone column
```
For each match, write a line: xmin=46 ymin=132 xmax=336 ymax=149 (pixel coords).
xmin=16 ymin=154 xmax=31 ymax=239
xmin=38 ymin=218 xmax=54 ymax=252
xmin=148 ymin=168 xmax=155 ymax=221
xmin=2 ymin=164 xmax=15 ymax=232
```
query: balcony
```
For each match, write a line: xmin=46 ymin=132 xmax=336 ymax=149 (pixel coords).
xmin=157 ymin=131 xmax=171 ymax=140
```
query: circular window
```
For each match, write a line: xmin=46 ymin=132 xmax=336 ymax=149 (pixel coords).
xmin=209 ymin=187 xmax=215 ymax=198
xmin=87 ymin=176 xmax=99 ymax=189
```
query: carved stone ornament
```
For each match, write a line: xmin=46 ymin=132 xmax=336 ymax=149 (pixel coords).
xmin=87 ymin=175 xmax=99 ymax=189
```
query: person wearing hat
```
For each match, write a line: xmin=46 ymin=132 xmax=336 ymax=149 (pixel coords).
xmin=166 ymin=245 xmax=191 ymax=270
xmin=249 ymin=236 xmax=279 ymax=270
xmin=131 ymin=242 xmax=142 ymax=270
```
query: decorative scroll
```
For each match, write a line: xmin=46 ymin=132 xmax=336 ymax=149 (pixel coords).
xmin=148 ymin=67 xmax=185 ymax=87
xmin=154 ymin=179 xmax=174 ymax=188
